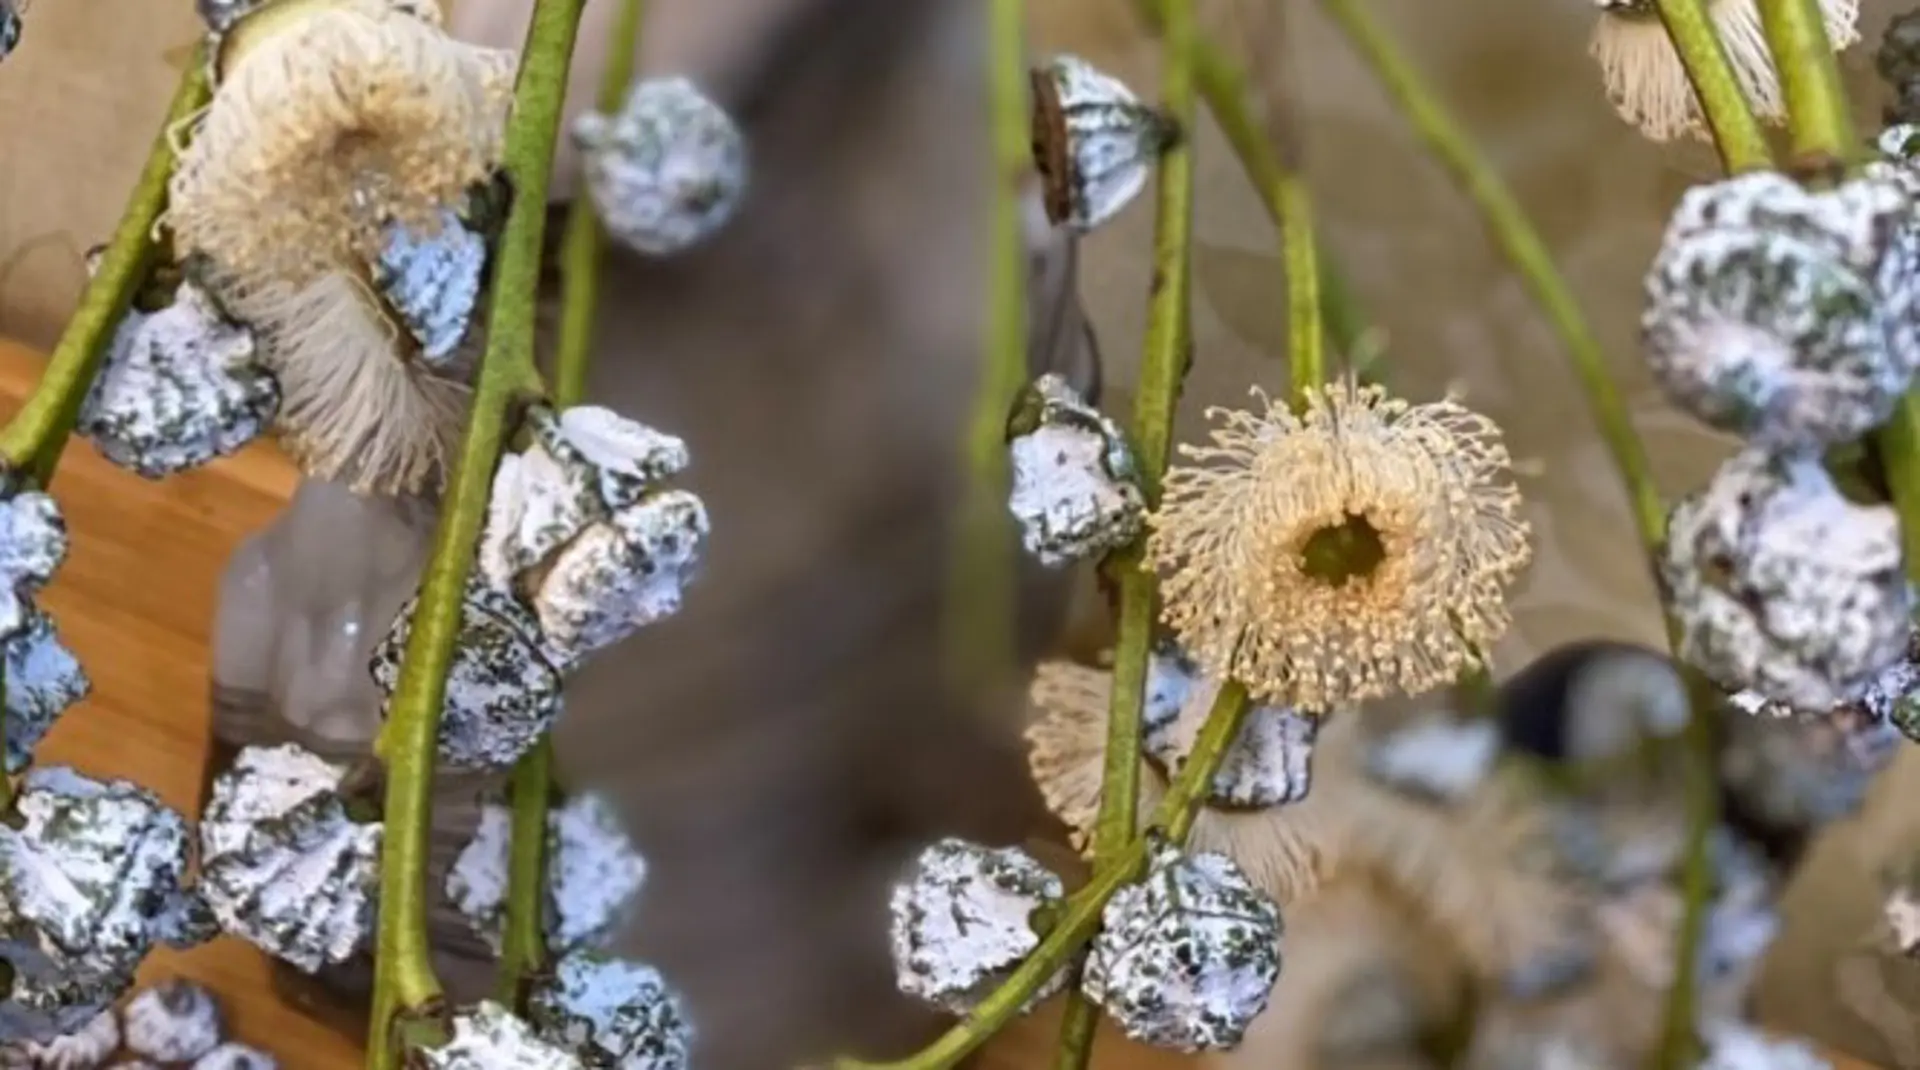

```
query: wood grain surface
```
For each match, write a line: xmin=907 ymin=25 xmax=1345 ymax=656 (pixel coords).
xmin=0 ymin=336 xmax=1877 ymax=1070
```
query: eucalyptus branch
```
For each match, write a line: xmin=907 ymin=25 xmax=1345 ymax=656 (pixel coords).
xmin=838 ymin=683 xmax=1254 ymax=1070
xmin=495 ymin=0 xmax=647 ymax=1013
xmin=365 ymin=0 xmax=585 ymax=1064
xmin=0 ymin=59 xmax=211 ymax=818
xmin=1051 ymin=4 xmax=1198 ymax=1064
xmin=1652 ymin=0 xmax=1774 ymax=172
xmin=942 ymin=0 xmax=1032 ymax=698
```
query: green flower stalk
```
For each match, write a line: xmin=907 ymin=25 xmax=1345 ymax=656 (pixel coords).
xmin=1651 ymin=0 xmax=1775 ymax=172
xmin=0 ymin=59 xmax=212 ymax=818
xmin=495 ymin=0 xmax=647 ymax=1014
xmin=942 ymin=0 xmax=1033 ymax=699
xmin=366 ymin=0 xmax=585 ymax=1064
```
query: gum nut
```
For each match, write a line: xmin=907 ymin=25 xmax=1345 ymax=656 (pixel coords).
xmin=533 ymin=406 xmax=691 ymax=512
xmin=0 ymin=767 xmax=196 ymax=1043
xmin=121 ymin=980 xmax=224 ymax=1064
xmin=1885 ymin=885 xmax=1920 ymax=955
xmin=887 ymin=838 xmax=1069 ymax=1016
xmin=1661 ymin=448 xmax=1910 ymax=711
xmin=1362 ymin=714 xmax=1502 ymax=803
xmin=198 ymin=744 xmax=382 ymax=973
xmin=477 ymin=446 xmax=594 ymax=592
xmin=78 ymin=279 xmax=277 ymax=479
xmin=1006 ymin=377 xmax=1145 ymax=568
xmin=1643 ymin=175 xmax=1920 ymax=448
xmin=419 ymin=1002 xmax=585 ymax=1070
xmin=21 ymin=1009 xmax=120 ymax=1070
xmin=575 ymin=77 xmax=748 ymax=259
xmin=373 ymin=211 xmax=486 ymax=366
xmin=0 ymin=489 xmax=68 ymax=632
xmin=526 ymin=950 xmax=692 ymax=1070
xmin=188 ymin=1044 xmax=276 ymax=1070
xmin=1881 ymin=124 xmax=1920 ymax=158
xmin=1698 ymin=1022 xmax=1831 ymax=1070
xmin=445 ymin=793 xmax=646 ymax=955
xmin=371 ymin=579 xmax=565 ymax=772
xmin=2 ymin=607 xmax=91 ymax=774
xmin=533 ymin=492 xmax=709 ymax=665
xmin=195 ymin=0 xmax=265 ymax=33
xmin=1081 ymin=846 xmax=1282 ymax=1052
xmin=1031 ymin=55 xmax=1173 ymax=232
xmin=1719 ymin=697 xmax=1901 ymax=830
xmin=1149 ymin=697 xmax=1317 ymax=809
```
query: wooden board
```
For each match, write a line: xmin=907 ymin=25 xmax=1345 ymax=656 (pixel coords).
xmin=0 ymin=337 xmax=1880 ymax=1070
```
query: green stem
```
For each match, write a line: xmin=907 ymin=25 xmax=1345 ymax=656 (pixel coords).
xmin=366 ymin=0 xmax=583 ymax=1064
xmin=1650 ymin=0 xmax=1774 ymax=172
xmin=0 ymin=61 xmax=212 ymax=486
xmin=0 ymin=59 xmax=211 ymax=819
xmin=1757 ymin=0 xmax=1857 ymax=168
xmin=942 ymin=0 xmax=1031 ymax=698
xmin=1318 ymin=0 xmax=1666 ymax=550
xmin=839 ymin=683 xmax=1253 ymax=1070
xmin=495 ymin=0 xmax=644 ymax=1012
xmin=1052 ymin=6 xmax=1198 ymax=1064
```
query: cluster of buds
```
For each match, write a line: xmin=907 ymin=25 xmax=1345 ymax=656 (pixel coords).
xmin=887 ymin=837 xmax=1282 ymax=1052
xmin=371 ymin=404 xmax=707 ymax=772
xmin=2 ymin=977 xmax=245 ymax=1068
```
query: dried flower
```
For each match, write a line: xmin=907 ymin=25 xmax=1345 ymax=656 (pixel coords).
xmin=527 ymin=950 xmax=693 ymax=1070
xmin=1144 ymin=380 xmax=1530 ymax=710
xmin=572 ymin=77 xmax=747 ymax=258
xmin=1 ymin=606 xmax=90 ymax=775
xmin=0 ymin=485 xmax=66 ymax=641
xmin=79 ymin=278 xmax=279 ymax=479
xmin=1362 ymin=713 xmax=1502 ymax=803
xmin=1589 ymin=0 xmax=1860 ymax=142
xmin=1082 ymin=844 xmax=1282 ymax=1051
xmin=169 ymin=0 xmax=514 ymax=287
xmin=445 ymin=792 xmax=647 ymax=955
xmin=373 ymin=210 xmax=486 ymax=366
xmin=370 ymin=577 xmax=565 ymax=771
xmin=0 ymin=768 xmax=202 ymax=1043
xmin=1698 ymin=1021 xmax=1832 ymax=1070
xmin=198 ymin=744 xmax=381 ymax=972
xmin=1135 ymin=651 xmax=1318 ymax=809
xmin=1030 ymin=55 xmax=1175 ymax=232
xmin=121 ymin=980 xmax=224 ymax=1065
xmin=419 ymin=1002 xmax=583 ymax=1070
xmin=1642 ymin=171 xmax=1920 ymax=449
xmin=189 ymin=1043 xmax=276 ymax=1070
xmin=1005 ymin=373 xmax=1145 ymax=567
xmin=887 ymin=838 xmax=1069 ymax=1016
xmin=18 ymin=1009 xmax=120 ymax=1070
xmin=1661 ymin=447 xmax=1910 ymax=710
xmin=478 ymin=406 xmax=705 ymax=668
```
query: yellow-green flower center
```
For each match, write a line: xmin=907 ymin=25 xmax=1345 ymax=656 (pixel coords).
xmin=1297 ymin=512 xmax=1386 ymax=586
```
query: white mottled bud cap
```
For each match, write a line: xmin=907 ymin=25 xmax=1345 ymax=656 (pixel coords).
xmin=887 ymin=838 xmax=1068 ymax=1016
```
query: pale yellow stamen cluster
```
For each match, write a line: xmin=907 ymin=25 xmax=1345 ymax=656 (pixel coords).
xmin=1144 ymin=380 xmax=1531 ymax=710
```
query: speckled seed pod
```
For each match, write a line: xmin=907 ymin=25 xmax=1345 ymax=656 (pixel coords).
xmin=1138 ymin=653 xmax=1316 ymax=809
xmin=445 ymin=792 xmax=647 ymax=955
xmin=373 ymin=211 xmax=486 ymax=366
xmin=1720 ymin=697 xmax=1900 ymax=835
xmin=121 ymin=980 xmax=224 ymax=1064
xmin=571 ymin=77 xmax=747 ymax=258
xmin=887 ymin=838 xmax=1069 ymax=1016
xmin=197 ymin=743 xmax=382 ymax=973
xmin=419 ymin=1002 xmax=584 ymax=1070
xmin=1642 ymin=170 xmax=1920 ymax=448
xmin=0 ymin=768 xmax=201 ymax=1043
xmin=1081 ymin=845 xmax=1282 ymax=1052
xmin=1005 ymin=373 xmax=1146 ymax=568
xmin=1698 ymin=1021 xmax=1831 ymax=1070
xmin=1880 ymin=123 xmax=1920 ymax=161
xmin=1 ymin=606 xmax=91 ymax=774
xmin=1661 ymin=447 xmax=1910 ymax=711
xmin=1361 ymin=714 xmax=1502 ymax=803
xmin=527 ymin=950 xmax=692 ymax=1070
xmin=0 ymin=486 xmax=67 ymax=641
xmin=1030 ymin=55 xmax=1175 ymax=233
xmin=370 ymin=576 xmax=565 ymax=771
xmin=19 ymin=1009 xmax=121 ymax=1070
xmin=195 ymin=0 xmax=261 ymax=33
xmin=78 ymin=279 xmax=278 ymax=480
xmin=188 ymin=1044 xmax=275 ymax=1070
xmin=478 ymin=406 xmax=706 ymax=668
